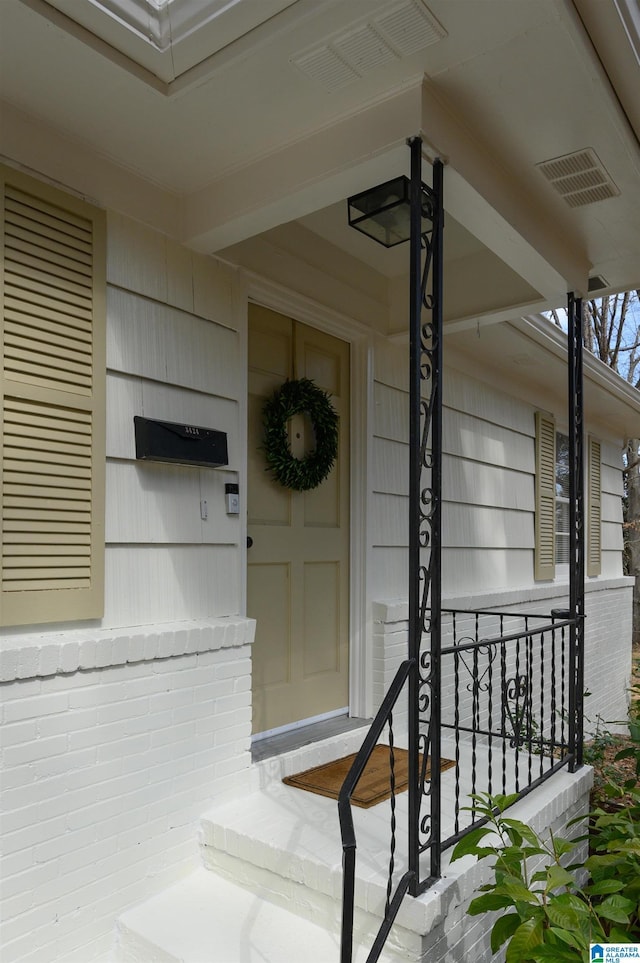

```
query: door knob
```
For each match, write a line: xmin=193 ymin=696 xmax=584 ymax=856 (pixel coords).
xmin=247 ymin=536 xmax=253 ymax=548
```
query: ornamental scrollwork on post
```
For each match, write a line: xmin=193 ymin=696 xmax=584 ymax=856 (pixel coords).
xmin=415 ymin=181 xmax=442 ymax=859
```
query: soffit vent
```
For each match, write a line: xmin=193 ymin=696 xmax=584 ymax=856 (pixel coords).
xmin=290 ymin=0 xmax=446 ymax=92
xmin=536 ymin=149 xmax=620 ymax=208
xmin=587 ymin=274 xmax=609 ymax=293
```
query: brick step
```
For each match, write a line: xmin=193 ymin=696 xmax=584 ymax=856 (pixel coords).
xmin=198 ymin=732 xmax=455 ymax=961
xmin=114 ymin=868 xmax=419 ymax=963
xmin=197 ymin=758 xmax=593 ymax=962
xmin=114 ymin=730 xmax=593 ymax=963
xmin=114 ymin=868 xmax=346 ymax=963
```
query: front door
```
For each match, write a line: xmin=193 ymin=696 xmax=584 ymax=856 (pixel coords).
xmin=248 ymin=304 xmax=350 ymax=735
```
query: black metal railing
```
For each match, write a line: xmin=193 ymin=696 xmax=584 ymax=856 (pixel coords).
xmin=339 ymin=607 xmax=582 ymax=963
xmin=338 ymin=659 xmax=415 ymax=963
xmin=440 ymin=607 xmax=581 ymax=849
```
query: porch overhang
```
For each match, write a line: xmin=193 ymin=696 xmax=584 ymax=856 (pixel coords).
xmin=183 ymin=77 xmax=590 ymax=336
xmin=3 ymin=0 xmax=638 ymax=334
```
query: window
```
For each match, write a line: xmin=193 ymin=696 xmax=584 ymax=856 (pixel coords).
xmin=534 ymin=412 xmax=601 ymax=580
xmin=1 ymin=165 xmax=106 ymax=626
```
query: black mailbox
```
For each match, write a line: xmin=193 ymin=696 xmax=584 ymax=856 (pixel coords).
xmin=134 ymin=416 xmax=228 ymax=468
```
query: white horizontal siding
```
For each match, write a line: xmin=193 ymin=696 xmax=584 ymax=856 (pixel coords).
xmin=372 ymin=437 xmax=408 ymax=494
xmin=442 ymin=548 xmax=533 ymax=596
xmin=601 ymin=439 xmax=624 ymax=472
xmin=107 ymin=373 xmax=144 ymax=458
xmin=370 ymin=546 xmax=407 ymax=600
xmin=602 ymin=491 xmax=623 ymax=525
xmin=444 ymin=408 xmax=533 ymax=472
xmin=373 ymin=336 xmax=407 ymax=390
xmin=370 ymin=337 xmax=626 ymax=597
xmin=107 ymin=211 xmax=235 ymax=325
xmin=107 ymin=211 xmax=169 ymax=304
xmin=444 ymin=456 xmax=534 ymax=511
xmin=373 ymin=381 xmax=408 ymax=443
xmin=374 ymin=340 xmax=536 ymax=432
xmin=371 ymin=493 xmax=407 ymax=546
xmin=373 ymin=439 xmax=534 ymax=510
xmin=373 ymin=392 xmax=534 ymax=471
xmin=601 ymin=460 xmax=624 ymax=498
xmin=371 ymin=494 xmax=533 ymax=549
xmin=599 ymin=550 xmax=626 ymax=579
xmin=444 ymin=504 xmax=533 ymax=549
xmin=601 ymin=520 xmax=624 ymax=552
xmin=370 ymin=546 xmax=534 ymax=600
xmin=104 ymin=545 xmax=240 ymax=627
xmin=106 ymin=463 xmax=239 ymax=545
xmin=103 ymin=213 xmax=242 ymax=629
xmin=444 ymin=365 xmax=534 ymax=436
xmin=107 ymin=288 xmax=239 ymax=397
xmin=372 ymin=338 xmax=537 ymax=598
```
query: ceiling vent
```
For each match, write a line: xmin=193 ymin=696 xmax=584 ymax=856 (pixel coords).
xmin=587 ymin=274 xmax=609 ymax=293
xmin=536 ymin=149 xmax=620 ymax=208
xmin=290 ymin=0 xmax=446 ymax=91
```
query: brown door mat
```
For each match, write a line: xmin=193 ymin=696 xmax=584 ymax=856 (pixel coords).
xmin=283 ymin=744 xmax=455 ymax=809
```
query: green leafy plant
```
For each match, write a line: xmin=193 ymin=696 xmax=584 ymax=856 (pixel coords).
xmin=585 ymin=654 xmax=640 ymax=807
xmin=582 ymin=710 xmax=622 ymax=800
xmin=615 ymin=655 xmax=640 ymax=772
xmin=451 ymin=787 xmax=639 ymax=962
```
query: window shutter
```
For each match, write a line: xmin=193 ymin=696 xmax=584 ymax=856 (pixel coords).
xmin=1 ymin=166 xmax=106 ymax=626
xmin=534 ymin=411 xmax=556 ymax=580
xmin=587 ymin=436 xmax=602 ymax=577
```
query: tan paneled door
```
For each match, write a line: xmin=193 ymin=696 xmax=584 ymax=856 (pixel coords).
xmin=248 ymin=305 xmax=350 ymax=735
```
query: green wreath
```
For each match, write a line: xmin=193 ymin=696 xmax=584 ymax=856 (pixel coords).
xmin=262 ymin=378 xmax=339 ymax=491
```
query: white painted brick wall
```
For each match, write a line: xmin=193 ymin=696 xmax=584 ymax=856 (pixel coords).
xmin=0 ymin=619 xmax=254 ymax=963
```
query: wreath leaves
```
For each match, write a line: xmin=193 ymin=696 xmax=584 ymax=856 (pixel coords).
xmin=262 ymin=378 xmax=339 ymax=491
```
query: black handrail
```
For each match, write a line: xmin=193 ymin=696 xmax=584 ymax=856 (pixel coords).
xmin=441 ymin=616 xmax=578 ymax=654
xmin=339 ymin=658 xmax=415 ymax=963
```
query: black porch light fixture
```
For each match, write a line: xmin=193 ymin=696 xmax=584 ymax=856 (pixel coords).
xmin=348 ymin=174 xmax=432 ymax=248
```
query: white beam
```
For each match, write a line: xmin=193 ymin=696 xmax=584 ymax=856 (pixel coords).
xmin=182 ymin=84 xmax=422 ymax=252
xmin=419 ymin=79 xmax=592 ymax=298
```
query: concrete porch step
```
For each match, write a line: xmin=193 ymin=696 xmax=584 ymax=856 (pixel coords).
xmin=114 ymin=868 xmax=417 ymax=963
xmin=197 ymin=739 xmax=594 ymax=962
xmin=114 ymin=868 xmax=345 ymax=963
xmin=113 ymin=726 xmax=593 ymax=963
xmin=113 ymin=728 xmax=433 ymax=963
xmin=197 ymin=732 xmax=455 ymax=961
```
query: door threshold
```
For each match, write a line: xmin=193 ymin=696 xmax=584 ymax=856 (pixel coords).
xmin=251 ymin=713 xmax=371 ymax=763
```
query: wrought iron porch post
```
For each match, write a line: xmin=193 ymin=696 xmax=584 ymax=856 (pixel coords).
xmin=567 ymin=292 xmax=585 ymax=769
xmin=408 ymin=136 xmax=444 ymax=892
xmin=408 ymin=136 xmax=421 ymax=897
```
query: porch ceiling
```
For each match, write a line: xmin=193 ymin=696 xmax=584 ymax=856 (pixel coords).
xmin=1 ymin=0 xmax=638 ymax=329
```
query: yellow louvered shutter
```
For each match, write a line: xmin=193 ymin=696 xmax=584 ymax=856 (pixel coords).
xmin=587 ymin=436 xmax=602 ymax=577
xmin=1 ymin=166 xmax=105 ymax=627
xmin=535 ymin=411 xmax=556 ymax=580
